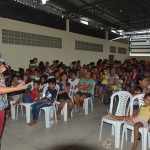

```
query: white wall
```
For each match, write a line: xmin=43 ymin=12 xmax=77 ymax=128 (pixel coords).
xmin=0 ymin=17 xmax=129 ymax=70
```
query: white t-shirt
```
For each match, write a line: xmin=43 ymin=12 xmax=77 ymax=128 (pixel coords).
xmin=39 ymin=83 xmax=47 ymax=90
xmin=68 ymin=78 xmax=80 ymax=87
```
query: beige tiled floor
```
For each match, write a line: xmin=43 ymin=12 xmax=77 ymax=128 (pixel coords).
xmin=1 ymin=98 xmax=148 ymax=150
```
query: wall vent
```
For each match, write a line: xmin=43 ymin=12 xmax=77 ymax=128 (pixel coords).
xmin=110 ymin=46 xmax=116 ymax=53
xmin=2 ymin=29 xmax=62 ymax=48
xmin=118 ymin=47 xmax=127 ymax=54
xmin=75 ymin=40 xmax=103 ymax=52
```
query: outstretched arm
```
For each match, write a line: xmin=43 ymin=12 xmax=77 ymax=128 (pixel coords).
xmin=0 ymin=83 xmax=29 ymax=94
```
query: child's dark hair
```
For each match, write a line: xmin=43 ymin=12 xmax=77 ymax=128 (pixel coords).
xmin=136 ymin=75 xmax=148 ymax=85
xmin=34 ymin=80 xmax=40 ymax=85
xmin=71 ymin=71 xmax=77 ymax=76
xmin=134 ymin=86 xmax=143 ymax=92
xmin=144 ymin=92 xmax=150 ymax=99
xmin=40 ymin=75 xmax=47 ymax=83
xmin=60 ymin=72 xmax=68 ymax=81
xmin=60 ymin=72 xmax=67 ymax=77
xmin=48 ymin=78 xmax=56 ymax=85
xmin=12 ymin=75 xmax=19 ymax=79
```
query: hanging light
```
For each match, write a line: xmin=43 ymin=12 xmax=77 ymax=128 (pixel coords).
xmin=41 ymin=0 xmax=48 ymax=5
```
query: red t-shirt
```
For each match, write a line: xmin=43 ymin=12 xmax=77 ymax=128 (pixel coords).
xmin=29 ymin=88 xmax=40 ymax=101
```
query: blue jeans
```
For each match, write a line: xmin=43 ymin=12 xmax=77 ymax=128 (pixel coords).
xmin=22 ymin=92 xmax=32 ymax=103
xmin=32 ymin=102 xmax=51 ymax=120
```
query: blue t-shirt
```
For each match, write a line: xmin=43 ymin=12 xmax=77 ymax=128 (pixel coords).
xmin=44 ymin=88 xmax=57 ymax=101
xmin=57 ymin=82 xmax=70 ymax=91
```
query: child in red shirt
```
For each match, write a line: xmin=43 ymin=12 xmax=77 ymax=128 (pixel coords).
xmin=15 ymin=81 xmax=40 ymax=103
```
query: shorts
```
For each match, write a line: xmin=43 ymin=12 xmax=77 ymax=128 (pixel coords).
xmin=22 ymin=93 xmax=32 ymax=103
xmin=133 ymin=117 xmax=148 ymax=126
xmin=75 ymin=91 xmax=92 ymax=98
xmin=100 ymin=84 xmax=106 ymax=90
xmin=133 ymin=104 xmax=139 ymax=109
xmin=97 ymin=81 xmax=102 ymax=86
xmin=57 ymin=92 xmax=70 ymax=101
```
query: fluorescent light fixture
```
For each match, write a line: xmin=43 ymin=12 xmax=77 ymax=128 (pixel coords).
xmin=117 ymin=29 xmax=124 ymax=33
xmin=41 ymin=0 xmax=48 ymax=5
xmin=111 ymin=37 xmax=123 ymax=41
xmin=111 ymin=35 xmax=129 ymax=41
xmin=111 ymin=29 xmax=117 ymax=33
xmin=130 ymin=53 xmax=150 ymax=56
xmin=80 ymin=20 xmax=88 ymax=25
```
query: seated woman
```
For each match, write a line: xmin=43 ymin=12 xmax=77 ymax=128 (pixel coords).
xmin=39 ymin=75 xmax=47 ymax=98
xmin=68 ymin=71 xmax=79 ymax=95
xmin=107 ymin=93 xmax=150 ymax=150
xmin=103 ymin=67 xmax=119 ymax=105
xmin=135 ymin=75 xmax=150 ymax=94
xmin=57 ymin=72 xmax=73 ymax=120
xmin=73 ymin=71 xmax=95 ymax=112
xmin=6 ymin=76 xmax=23 ymax=117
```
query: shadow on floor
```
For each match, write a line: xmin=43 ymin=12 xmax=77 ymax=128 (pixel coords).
xmin=45 ymin=144 xmax=98 ymax=150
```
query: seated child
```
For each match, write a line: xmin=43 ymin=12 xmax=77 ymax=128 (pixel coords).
xmin=28 ymin=78 xmax=57 ymax=126
xmin=98 ymin=69 xmax=109 ymax=101
xmin=131 ymin=86 xmax=143 ymax=117
xmin=15 ymin=80 xmax=40 ymax=104
xmin=107 ymin=93 xmax=150 ymax=150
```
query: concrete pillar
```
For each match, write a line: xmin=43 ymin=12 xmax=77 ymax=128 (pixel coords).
xmin=105 ymin=31 xmax=108 ymax=40
xmin=105 ymin=31 xmax=109 ymax=59
xmin=66 ymin=19 xmax=70 ymax=32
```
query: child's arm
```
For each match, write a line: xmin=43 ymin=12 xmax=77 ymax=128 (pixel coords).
xmin=63 ymin=83 xmax=70 ymax=93
xmin=49 ymin=98 xmax=55 ymax=103
xmin=33 ymin=90 xmax=40 ymax=101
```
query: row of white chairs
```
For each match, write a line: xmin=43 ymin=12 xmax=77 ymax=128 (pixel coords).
xmin=99 ymin=91 xmax=150 ymax=150
xmin=10 ymin=83 xmax=94 ymax=128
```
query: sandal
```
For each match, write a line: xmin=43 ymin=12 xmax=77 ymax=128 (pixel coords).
xmin=101 ymin=138 xmax=113 ymax=149
xmin=28 ymin=120 xmax=36 ymax=126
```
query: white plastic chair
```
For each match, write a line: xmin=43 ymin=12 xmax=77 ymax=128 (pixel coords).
xmin=83 ymin=81 xmax=95 ymax=115
xmin=40 ymin=84 xmax=59 ymax=128
xmin=15 ymin=82 xmax=36 ymax=123
xmin=139 ymin=125 xmax=150 ymax=150
xmin=16 ymin=102 xmax=35 ymax=123
xmin=83 ymin=95 xmax=94 ymax=115
xmin=148 ymin=131 xmax=150 ymax=148
xmin=120 ymin=94 xmax=149 ymax=150
xmin=99 ymin=91 xmax=132 ymax=148
xmin=10 ymin=100 xmax=17 ymax=120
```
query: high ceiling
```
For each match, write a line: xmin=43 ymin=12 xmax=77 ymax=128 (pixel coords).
xmin=0 ymin=0 xmax=150 ymax=40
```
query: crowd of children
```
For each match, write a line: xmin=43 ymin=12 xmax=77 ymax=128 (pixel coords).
xmin=3 ymin=57 xmax=150 ymax=150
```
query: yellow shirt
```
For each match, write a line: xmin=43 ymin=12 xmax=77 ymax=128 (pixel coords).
xmin=137 ymin=105 xmax=150 ymax=122
xmin=101 ymin=75 xmax=109 ymax=84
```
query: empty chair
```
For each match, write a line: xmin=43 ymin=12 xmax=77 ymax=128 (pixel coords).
xmin=16 ymin=102 xmax=35 ymax=123
xmin=99 ymin=91 xmax=132 ymax=148
xmin=148 ymin=131 xmax=150 ymax=148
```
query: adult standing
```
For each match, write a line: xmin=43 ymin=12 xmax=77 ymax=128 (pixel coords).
xmin=0 ymin=61 xmax=29 ymax=148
